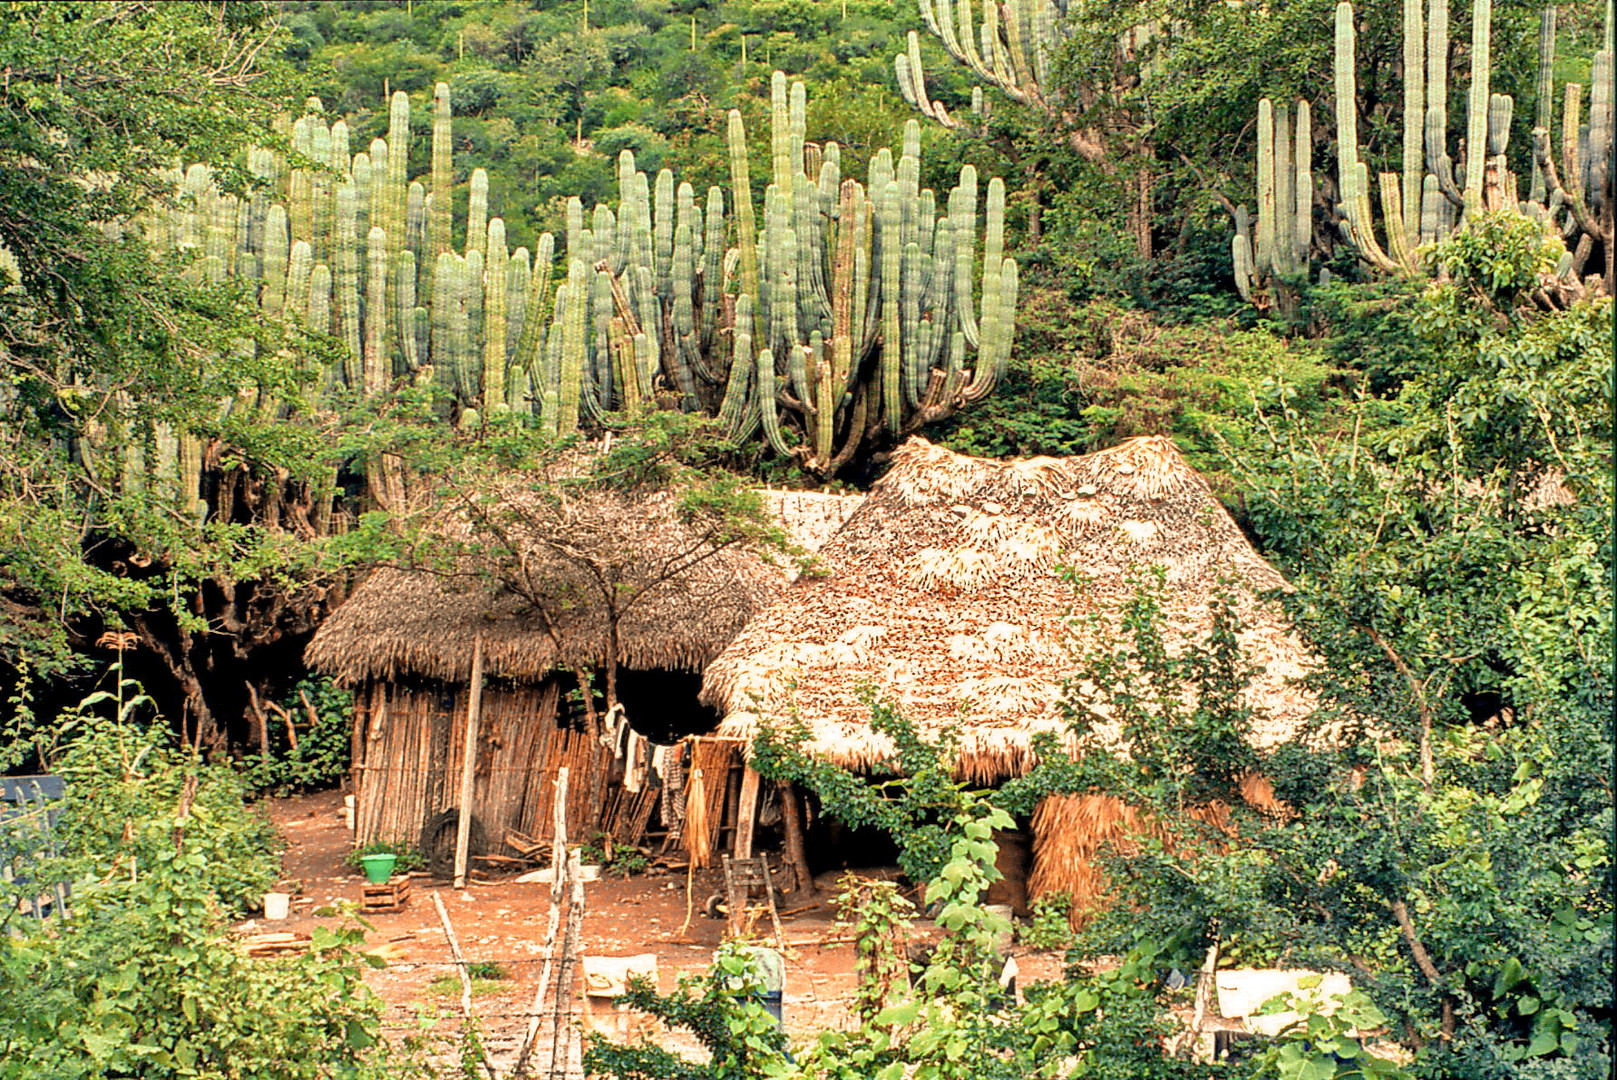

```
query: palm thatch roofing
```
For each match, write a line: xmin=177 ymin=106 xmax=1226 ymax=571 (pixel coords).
xmin=701 ymin=436 xmax=1318 ymax=785
xmin=307 ymin=486 xmax=861 ymax=687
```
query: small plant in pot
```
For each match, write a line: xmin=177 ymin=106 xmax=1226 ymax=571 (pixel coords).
xmin=347 ymin=841 xmax=424 ymax=883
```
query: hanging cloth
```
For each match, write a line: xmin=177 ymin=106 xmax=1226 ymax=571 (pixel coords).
xmin=659 ymin=743 xmax=687 ymax=828
xmin=600 ymin=702 xmax=628 ymax=756
xmin=624 ymin=730 xmax=647 ymax=793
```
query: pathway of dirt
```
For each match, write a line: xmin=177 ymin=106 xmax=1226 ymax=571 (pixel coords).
xmin=252 ymin=789 xmax=1064 ymax=1071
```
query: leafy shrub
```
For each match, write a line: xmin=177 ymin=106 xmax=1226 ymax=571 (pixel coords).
xmin=0 ymin=681 xmax=410 ymax=1079
xmin=241 ymin=677 xmax=354 ymax=796
xmin=1020 ymin=890 xmax=1076 ymax=951
xmin=46 ymin=678 xmax=280 ymax=916
xmin=579 ymin=836 xmax=650 ymax=877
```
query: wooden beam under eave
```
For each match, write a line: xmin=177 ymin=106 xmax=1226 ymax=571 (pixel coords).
xmin=732 ymin=765 xmax=762 ymax=860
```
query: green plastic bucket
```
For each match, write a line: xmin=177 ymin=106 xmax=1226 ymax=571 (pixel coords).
xmin=360 ymin=853 xmax=397 ymax=884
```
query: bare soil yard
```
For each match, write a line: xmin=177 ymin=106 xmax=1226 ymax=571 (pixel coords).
xmin=252 ymin=789 xmax=1064 ymax=1071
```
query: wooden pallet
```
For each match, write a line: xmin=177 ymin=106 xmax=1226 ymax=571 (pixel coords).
xmin=361 ymin=877 xmax=411 ymax=913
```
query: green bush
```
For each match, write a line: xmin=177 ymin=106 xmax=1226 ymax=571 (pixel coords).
xmin=45 ymin=680 xmax=281 ymax=917
xmin=241 ymin=677 xmax=354 ymax=797
xmin=0 ymin=682 xmax=414 ymax=1079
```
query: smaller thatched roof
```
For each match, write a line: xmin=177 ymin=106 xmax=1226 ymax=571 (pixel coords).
xmin=701 ymin=436 xmax=1319 ymax=784
xmin=307 ymin=485 xmax=856 ymax=687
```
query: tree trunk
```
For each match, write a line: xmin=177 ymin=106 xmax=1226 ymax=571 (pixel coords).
xmin=1024 ymin=163 xmax=1045 ymax=247
xmin=1132 ymin=166 xmax=1154 ymax=260
xmin=777 ymin=780 xmax=815 ymax=897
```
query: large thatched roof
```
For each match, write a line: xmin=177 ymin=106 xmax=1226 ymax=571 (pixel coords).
xmin=307 ymin=487 xmax=860 ymax=687
xmin=701 ymin=436 xmax=1318 ymax=784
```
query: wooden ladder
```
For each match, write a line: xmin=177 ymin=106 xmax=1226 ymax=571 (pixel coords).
xmin=721 ymin=854 xmax=786 ymax=947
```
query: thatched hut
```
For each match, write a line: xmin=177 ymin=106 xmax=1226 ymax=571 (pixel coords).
xmin=700 ymin=436 xmax=1315 ymax=909
xmin=306 ymin=486 xmax=861 ymax=862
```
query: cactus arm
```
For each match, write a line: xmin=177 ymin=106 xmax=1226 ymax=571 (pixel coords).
xmin=364 ymin=226 xmax=388 ymax=394
xmin=719 ymin=295 xmax=756 ymax=439
xmin=506 ymin=247 xmax=530 ymax=369
xmin=756 ymin=348 xmax=795 ymax=456
xmin=483 ymin=219 xmax=508 ymax=413
xmin=901 ymin=240 xmax=925 ymax=410
xmin=1401 ymin=0 xmax=1425 ymax=255
xmin=556 ymin=258 xmax=588 ymax=435
xmin=1294 ymin=102 xmax=1313 ymax=268
xmin=727 ymin=111 xmax=760 ymax=305
xmin=879 ymin=180 xmax=903 ymax=432
xmin=333 ymin=183 xmax=361 ymax=386
xmin=811 ymin=331 xmax=833 ymax=468
xmin=1462 ymin=0 xmax=1492 ymax=208
xmin=1256 ymin=98 xmax=1276 ymax=276
xmin=261 ymin=204 xmax=289 ymax=314
xmin=951 ymin=165 xmax=980 ymax=348
xmin=831 ymin=179 xmax=859 ymax=397
xmin=466 ymin=169 xmax=489 ymax=258
xmin=700 ymin=186 xmax=726 ymax=355
xmin=395 ymin=250 xmax=420 ymax=373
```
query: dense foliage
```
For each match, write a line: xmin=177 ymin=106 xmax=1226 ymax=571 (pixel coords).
xmin=0 ymin=683 xmax=412 ymax=1079
xmin=0 ymin=2 xmax=1610 ymax=1077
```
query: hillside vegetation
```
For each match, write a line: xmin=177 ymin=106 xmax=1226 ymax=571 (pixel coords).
xmin=0 ymin=2 xmax=1609 ymax=1078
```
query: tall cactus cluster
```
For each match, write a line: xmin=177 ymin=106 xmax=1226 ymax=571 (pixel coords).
xmin=153 ymin=75 xmax=1018 ymax=478
xmin=1235 ymin=1 xmax=1614 ymax=300
xmin=895 ymin=0 xmax=1070 ymax=127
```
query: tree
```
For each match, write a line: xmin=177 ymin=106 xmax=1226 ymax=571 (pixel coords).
xmin=0 ymin=2 xmax=364 ymax=749
xmin=1069 ymin=213 xmax=1612 ymax=1071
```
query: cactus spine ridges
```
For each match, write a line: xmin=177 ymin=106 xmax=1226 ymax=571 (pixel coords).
xmin=159 ymin=73 xmax=1017 ymax=474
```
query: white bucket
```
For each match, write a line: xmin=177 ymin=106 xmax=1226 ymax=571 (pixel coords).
xmin=263 ymin=892 xmax=291 ymax=921
xmin=343 ymin=795 xmax=356 ymax=832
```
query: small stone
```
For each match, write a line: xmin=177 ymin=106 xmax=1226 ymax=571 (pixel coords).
xmin=950 ymin=504 xmax=970 ymax=518
xmin=1116 ymin=463 xmax=1136 ymax=475
xmin=981 ymin=501 xmax=1004 ymax=514
xmin=1076 ymin=484 xmax=1098 ymax=497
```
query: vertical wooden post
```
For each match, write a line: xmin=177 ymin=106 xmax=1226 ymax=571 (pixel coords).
xmin=514 ymin=768 xmax=569 ymax=1078
xmin=732 ymin=765 xmax=762 ymax=860
xmin=453 ymin=633 xmax=485 ymax=890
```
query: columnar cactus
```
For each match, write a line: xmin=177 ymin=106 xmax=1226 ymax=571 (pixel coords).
xmin=1240 ymin=2 xmax=1612 ymax=298
xmin=527 ymin=70 xmax=1015 ymax=474
xmin=153 ymin=73 xmax=1018 ymax=477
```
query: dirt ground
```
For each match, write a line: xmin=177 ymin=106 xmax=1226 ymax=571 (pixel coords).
xmin=251 ymin=789 xmax=1065 ymax=1071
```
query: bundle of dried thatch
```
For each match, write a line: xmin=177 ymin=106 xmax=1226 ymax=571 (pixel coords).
xmin=702 ymin=436 xmax=1318 ymax=784
xmin=1030 ymin=774 xmax=1288 ymax=923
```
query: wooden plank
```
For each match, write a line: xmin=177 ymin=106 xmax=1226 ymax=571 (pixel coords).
xmin=453 ymin=634 xmax=485 ymax=889
xmin=732 ymin=766 xmax=762 ymax=860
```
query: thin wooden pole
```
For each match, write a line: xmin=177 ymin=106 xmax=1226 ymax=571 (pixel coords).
xmin=732 ymin=766 xmax=762 ymax=860
xmin=550 ymin=848 xmax=586 ymax=1078
xmin=513 ymin=767 xmax=570 ymax=1078
xmin=432 ymin=889 xmax=475 ymax=1019
xmin=453 ymin=633 xmax=485 ymax=889
xmin=433 ymin=890 xmax=497 ymax=1080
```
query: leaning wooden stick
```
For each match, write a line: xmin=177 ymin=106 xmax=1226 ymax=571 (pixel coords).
xmin=453 ymin=632 xmax=486 ymax=888
xmin=431 ymin=890 xmax=474 ymax=1021
xmin=549 ymin=848 xmax=587 ymax=1079
xmin=512 ymin=767 xmax=570 ymax=1077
